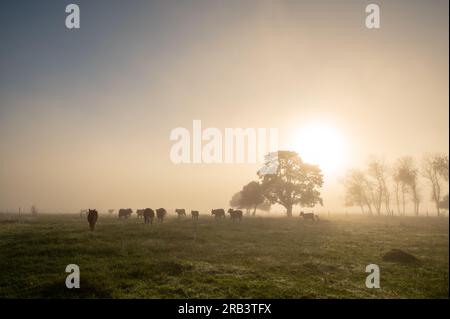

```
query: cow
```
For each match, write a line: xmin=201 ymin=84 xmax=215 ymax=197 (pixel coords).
xmin=136 ymin=209 xmax=145 ymax=219
xmin=211 ymin=208 xmax=225 ymax=220
xmin=107 ymin=209 xmax=114 ymax=215
xmin=191 ymin=210 xmax=199 ymax=220
xmin=118 ymin=208 xmax=133 ymax=219
xmin=156 ymin=208 xmax=167 ymax=223
xmin=300 ymin=211 xmax=318 ymax=221
xmin=175 ymin=208 xmax=186 ymax=218
xmin=228 ymin=208 xmax=243 ymax=222
xmin=143 ymin=208 xmax=155 ymax=224
xmin=87 ymin=209 xmax=98 ymax=231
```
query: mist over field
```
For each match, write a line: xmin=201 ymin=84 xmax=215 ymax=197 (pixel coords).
xmin=0 ymin=0 xmax=448 ymax=300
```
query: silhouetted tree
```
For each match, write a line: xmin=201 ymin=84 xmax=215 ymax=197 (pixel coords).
xmin=230 ymin=182 xmax=271 ymax=215
xmin=422 ymin=154 xmax=449 ymax=216
xmin=240 ymin=181 xmax=265 ymax=216
xmin=258 ymin=151 xmax=323 ymax=217
xmin=230 ymin=191 xmax=244 ymax=209
xmin=393 ymin=157 xmax=419 ymax=215
xmin=393 ymin=157 xmax=421 ymax=216
xmin=342 ymin=169 xmax=373 ymax=215
xmin=367 ymin=157 xmax=390 ymax=215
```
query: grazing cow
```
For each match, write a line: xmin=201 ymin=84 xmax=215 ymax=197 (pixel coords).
xmin=228 ymin=209 xmax=243 ymax=222
xmin=108 ymin=209 xmax=114 ymax=215
xmin=300 ymin=211 xmax=318 ymax=221
xmin=156 ymin=208 xmax=167 ymax=223
xmin=118 ymin=208 xmax=133 ymax=219
xmin=136 ymin=209 xmax=145 ymax=219
xmin=211 ymin=208 xmax=225 ymax=220
xmin=143 ymin=208 xmax=155 ymax=224
xmin=87 ymin=209 xmax=98 ymax=231
xmin=175 ymin=209 xmax=186 ymax=218
xmin=191 ymin=210 xmax=199 ymax=220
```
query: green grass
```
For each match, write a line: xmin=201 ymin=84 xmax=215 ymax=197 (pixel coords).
xmin=0 ymin=213 xmax=448 ymax=298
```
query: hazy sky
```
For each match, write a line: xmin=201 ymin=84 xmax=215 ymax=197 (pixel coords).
xmin=0 ymin=0 xmax=448 ymax=213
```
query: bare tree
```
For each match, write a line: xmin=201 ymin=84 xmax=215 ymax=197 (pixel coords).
xmin=342 ymin=169 xmax=373 ymax=215
xmin=367 ymin=157 xmax=390 ymax=215
xmin=393 ymin=157 xmax=419 ymax=215
xmin=422 ymin=154 xmax=449 ymax=216
xmin=393 ymin=172 xmax=401 ymax=215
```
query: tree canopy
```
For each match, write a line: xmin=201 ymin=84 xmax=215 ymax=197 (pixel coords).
xmin=258 ymin=151 xmax=323 ymax=217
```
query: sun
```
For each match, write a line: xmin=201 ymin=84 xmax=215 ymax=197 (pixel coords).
xmin=290 ymin=123 xmax=347 ymax=174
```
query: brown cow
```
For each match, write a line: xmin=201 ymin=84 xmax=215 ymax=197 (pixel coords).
xmin=175 ymin=208 xmax=186 ymax=218
xmin=87 ymin=209 xmax=98 ymax=231
xmin=136 ymin=209 xmax=145 ymax=219
xmin=143 ymin=208 xmax=155 ymax=224
xmin=300 ymin=211 xmax=317 ymax=221
xmin=228 ymin=208 xmax=243 ymax=222
xmin=211 ymin=208 xmax=225 ymax=220
xmin=118 ymin=208 xmax=132 ymax=219
xmin=191 ymin=210 xmax=199 ymax=220
xmin=156 ymin=208 xmax=167 ymax=223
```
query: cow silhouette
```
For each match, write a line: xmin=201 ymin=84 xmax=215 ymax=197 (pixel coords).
xmin=156 ymin=208 xmax=167 ymax=223
xmin=136 ymin=209 xmax=145 ymax=219
xmin=175 ymin=209 xmax=186 ymax=218
xmin=118 ymin=208 xmax=132 ymax=219
xmin=87 ymin=209 xmax=98 ymax=231
xmin=300 ymin=211 xmax=318 ymax=221
xmin=191 ymin=210 xmax=199 ymax=220
xmin=143 ymin=208 xmax=155 ymax=224
xmin=211 ymin=209 xmax=225 ymax=220
xmin=228 ymin=209 xmax=243 ymax=222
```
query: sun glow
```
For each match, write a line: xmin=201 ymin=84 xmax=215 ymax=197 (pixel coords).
xmin=290 ymin=123 xmax=347 ymax=175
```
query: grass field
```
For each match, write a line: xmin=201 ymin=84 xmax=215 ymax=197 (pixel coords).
xmin=0 ymin=213 xmax=448 ymax=298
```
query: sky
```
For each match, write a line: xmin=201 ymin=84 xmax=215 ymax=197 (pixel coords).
xmin=0 ymin=0 xmax=448 ymax=213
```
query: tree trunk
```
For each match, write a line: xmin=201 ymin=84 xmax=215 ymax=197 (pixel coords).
xmin=395 ymin=183 xmax=400 ymax=215
xmin=401 ymin=185 xmax=406 ymax=216
xmin=286 ymin=205 xmax=293 ymax=217
xmin=252 ymin=205 xmax=257 ymax=216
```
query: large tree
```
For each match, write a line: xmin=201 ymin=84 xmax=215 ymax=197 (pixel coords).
xmin=258 ymin=151 xmax=323 ymax=217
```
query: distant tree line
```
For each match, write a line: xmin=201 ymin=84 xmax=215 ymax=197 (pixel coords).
xmin=342 ymin=154 xmax=449 ymax=216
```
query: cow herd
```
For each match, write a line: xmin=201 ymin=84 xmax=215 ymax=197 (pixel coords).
xmin=84 ymin=207 xmax=245 ymax=231
xmin=85 ymin=208 xmax=318 ymax=231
